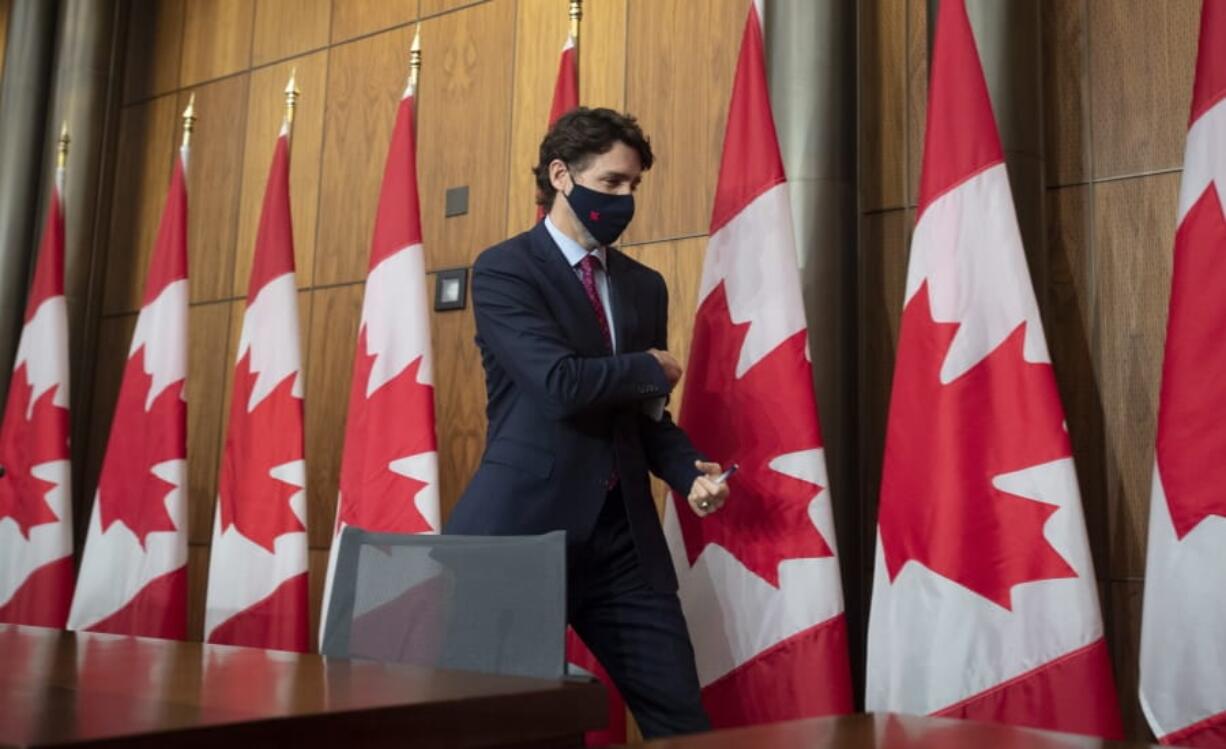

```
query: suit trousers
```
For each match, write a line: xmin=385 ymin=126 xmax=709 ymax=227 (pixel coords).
xmin=567 ymin=487 xmax=711 ymax=739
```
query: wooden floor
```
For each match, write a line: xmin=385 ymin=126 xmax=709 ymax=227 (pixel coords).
xmin=0 ymin=624 xmax=603 ymax=748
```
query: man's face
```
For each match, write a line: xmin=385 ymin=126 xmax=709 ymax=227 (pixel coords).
xmin=551 ymin=141 xmax=643 ymax=201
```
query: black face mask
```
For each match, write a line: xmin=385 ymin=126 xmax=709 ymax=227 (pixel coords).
xmin=564 ymin=180 xmax=635 ymax=246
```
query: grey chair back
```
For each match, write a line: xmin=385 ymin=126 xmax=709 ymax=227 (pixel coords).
xmin=321 ymin=528 xmax=567 ymax=680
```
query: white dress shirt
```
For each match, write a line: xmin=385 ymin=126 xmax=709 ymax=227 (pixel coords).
xmin=544 ymin=216 xmax=617 ymax=353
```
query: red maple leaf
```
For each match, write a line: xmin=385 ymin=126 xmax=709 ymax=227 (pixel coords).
xmin=0 ymin=364 xmax=69 ymax=537
xmin=673 ymin=283 xmax=832 ymax=587
xmin=338 ymin=330 xmax=436 ymax=533
xmin=1156 ymin=184 xmax=1226 ymax=539
xmin=218 ymin=352 xmax=305 ymax=552
xmin=96 ymin=347 xmax=185 ymax=546
xmin=878 ymin=282 xmax=1076 ymax=610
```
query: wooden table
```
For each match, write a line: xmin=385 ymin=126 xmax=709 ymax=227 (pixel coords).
xmin=0 ymin=624 xmax=604 ymax=748
xmin=629 ymin=712 xmax=1160 ymax=748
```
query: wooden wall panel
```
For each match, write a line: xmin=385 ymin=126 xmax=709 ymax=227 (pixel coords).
xmin=0 ymin=0 xmax=9 ymax=81
xmin=1088 ymin=0 xmax=1199 ymax=179
xmin=859 ymin=0 xmax=907 ymax=212
xmin=1093 ymin=174 xmax=1177 ymax=580
xmin=123 ymin=0 xmax=185 ymax=103
xmin=417 ymin=0 xmax=516 ymax=270
xmin=308 ymin=547 xmax=329 ymax=646
xmin=662 ymin=239 xmax=705 ymax=374
xmin=330 ymin=0 xmax=417 ymax=45
xmin=857 ymin=209 xmax=910 ymax=584
xmin=232 ymin=52 xmax=329 ymax=295
xmin=580 ymin=0 xmax=628 ymax=112
xmin=1045 ymin=186 xmax=1108 ymax=578
xmin=1042 ymin=0 xmax=1090 ymax=187
xmin=102 ymin=95 xmax=178 ymax=315
xmin=1110 ymin=580 xmax=1146 ymax=740
xmin=303 ymin=284 xmax=364 ymax=549
xmin=179 ymin=0 xmax=254 ymax=87
xmin=505 ymin=0 xmax=570 ymax=237
xmin=187 ymin=302 xmax=233 ymax=545
xmin=624 ymin=0 xmax=743 ymax=244
xmin=252 ymin=0 xmax=332 ymax=66
xmin=187 ymin=544 xmax=210 ymax=641
xmin=421 ymin=0 xmax=486 ymax=17
xmin=905 ymin=0 xmax=926 ymax=206
xmin=82 ymin=315 xmax=139 ymax=525
xmin=432 ymin=305 xmax=485 ymax=523
xmin=180 ymin=75 xmax=250 ymax=304
xmin=316 ymin=26 xmax=414 ymax=287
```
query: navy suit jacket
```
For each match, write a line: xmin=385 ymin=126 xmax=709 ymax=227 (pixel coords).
xmin=444 ymin=221 xmax=703 ymax=592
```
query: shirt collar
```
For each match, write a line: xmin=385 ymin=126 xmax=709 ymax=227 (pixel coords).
xmin=544 ymin=216 xmax=607 ymax=270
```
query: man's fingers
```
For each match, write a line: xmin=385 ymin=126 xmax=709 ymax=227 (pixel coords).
xmin=689 ymin=469 xmax=731 ymax=517
xmin=689 ymin=493 xmax=717 ymax=517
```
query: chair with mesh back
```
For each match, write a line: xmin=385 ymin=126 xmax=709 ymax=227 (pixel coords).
xmin=320 ymin=528 xmax=567 ymax=680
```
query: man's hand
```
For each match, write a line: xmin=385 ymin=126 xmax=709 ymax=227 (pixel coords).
xmin=688 ymin=460 xmax=730 ymax=517
xmin=648 ymin=348 xmax=683 ymax=389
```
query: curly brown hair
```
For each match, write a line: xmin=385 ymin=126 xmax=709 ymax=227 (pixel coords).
xmin=533 ymin=107 xmax=654 ymax=210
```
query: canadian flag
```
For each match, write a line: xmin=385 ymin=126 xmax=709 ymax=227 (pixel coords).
xmin=865 ymin=0 xmax=1121 ymax=738
xmin=0 ymin=171 xmax=73 ymax=627
xmin=205 ymin=116 xmax=308 ymax=652
xmin=319 ymin=54 xmax=440 ymax=639
xmin=1139 ymin=1 xmax=1226 ymax=745
xmin=661 ymin=0 xmax=852 ymax=727
xmin=68 ymin=144 xmax=189 ymax=638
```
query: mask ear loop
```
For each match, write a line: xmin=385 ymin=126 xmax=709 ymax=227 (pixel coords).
xmin=561 ymin=165 xmax=577 ymax=200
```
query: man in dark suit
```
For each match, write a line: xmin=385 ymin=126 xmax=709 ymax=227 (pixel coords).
xmin=445 ymin=108 xmax=729 ymax=737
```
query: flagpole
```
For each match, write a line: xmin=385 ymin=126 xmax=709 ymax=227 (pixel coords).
xmin=181 ymin=93 xmax=196 ymax=150
xmin=56 ymin=122 xmax=69 ymax=191
xmin=409 ymin=26 xmax=421 ymax=91
xmin=56 ymin=122 xmax=69 ymax=170
xmin=284 ymin=69 xmax=300 ymax=131
xmin=569 ymin=0 xmax=582 ymax=76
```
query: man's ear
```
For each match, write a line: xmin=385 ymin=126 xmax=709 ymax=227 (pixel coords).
xmin=548 ymin=159 xmax=570 ymax=194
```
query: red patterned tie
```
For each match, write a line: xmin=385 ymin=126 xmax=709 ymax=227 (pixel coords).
xmin=578 ymin=254 xmax=613 ymax=353
xmin=578 ymin=254 xmax=618 ymax=490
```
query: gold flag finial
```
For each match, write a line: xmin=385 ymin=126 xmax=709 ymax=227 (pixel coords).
xmin=57 ymin=122 xmax=70 ymax=170
xmin=569 ymin=0 xmax=582 ymax=40
xmin=284 ymin=68 xmax=300 ymax=125
xmin=409 ymin=25 xmax=422 ymax=89
xmin=181 ymin=93 xmax=197 ymax=149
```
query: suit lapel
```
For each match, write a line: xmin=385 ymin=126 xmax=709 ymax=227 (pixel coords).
xmin=606 ymin=249 xmax=638 ymax=353
xmin=528 ymin=222 xmax=607 ymax=353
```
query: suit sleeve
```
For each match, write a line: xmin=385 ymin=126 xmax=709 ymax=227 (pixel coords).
xmin=472 ymin=250 xmax=671 ymax=420
xmin=638 ymin=274 xmax=705 ymax=495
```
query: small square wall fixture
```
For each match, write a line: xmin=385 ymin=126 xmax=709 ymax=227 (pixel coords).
xmin=434 ymin=267 xmax=468 ymax=311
